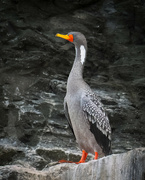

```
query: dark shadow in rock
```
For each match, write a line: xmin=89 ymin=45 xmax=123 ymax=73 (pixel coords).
xmin=0 ymin=146 xmax=25 ymax=166
xmin=15 ymin=112 xmax=46 ymax=146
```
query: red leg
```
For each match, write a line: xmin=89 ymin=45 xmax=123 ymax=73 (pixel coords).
xmin=94 ymin=152 xmax=98 ymax=160
xmin=76 ymin=150 xmax=88 ymax=164
xmin=59 ymin=150 xmax=88 ymax=164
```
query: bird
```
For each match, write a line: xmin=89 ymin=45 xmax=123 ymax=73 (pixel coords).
xmin=56 ymin=32 xmax=111 ymax=164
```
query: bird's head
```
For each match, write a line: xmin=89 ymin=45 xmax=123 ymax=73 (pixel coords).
xmin=56 ymin=32 xmax=87 ymax=48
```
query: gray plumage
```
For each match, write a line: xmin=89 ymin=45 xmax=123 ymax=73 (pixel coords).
xmin=63 ymin=32 xmax=111 ymax=157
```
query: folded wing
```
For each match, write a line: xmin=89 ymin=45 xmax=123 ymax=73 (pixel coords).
xmin=82 ymin=91 xmax=111 ymax=155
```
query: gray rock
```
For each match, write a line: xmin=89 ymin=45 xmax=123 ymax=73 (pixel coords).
xmin=47 ymin=148 xmax=145 ymax=180
xmin=0 ymin=148 xmax=145 ymax=180
xmin=0 ymin=0 xmax=145 ymax=177
xmin=0 ymin=145 xmax=24 ymax=166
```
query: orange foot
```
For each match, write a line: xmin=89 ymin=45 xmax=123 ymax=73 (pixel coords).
xmin=59 ymin=150 xmax=88 ymax=164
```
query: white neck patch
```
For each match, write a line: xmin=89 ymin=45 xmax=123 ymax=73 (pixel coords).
xmin=80 ymin=45 xmax=86 ymax=64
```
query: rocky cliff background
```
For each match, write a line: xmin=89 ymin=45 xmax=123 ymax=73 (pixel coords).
xmin=0 ymin=0 xmax=145 ymax=178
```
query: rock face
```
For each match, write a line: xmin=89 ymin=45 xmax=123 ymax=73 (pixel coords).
xmin=0 ymin=148 xmax=145 ymax=180
xmin=48 ymin=148 xmax=145 ymax=180
xmin=0 ymin=0 xmax=145 ymax=179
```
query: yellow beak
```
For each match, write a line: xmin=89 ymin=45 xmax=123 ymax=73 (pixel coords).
xmin=56 ymin=33 xmax=73 ymax=42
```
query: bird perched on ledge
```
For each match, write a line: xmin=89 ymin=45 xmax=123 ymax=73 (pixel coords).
xmin=56 ymin=32 xmax=111 ymax=164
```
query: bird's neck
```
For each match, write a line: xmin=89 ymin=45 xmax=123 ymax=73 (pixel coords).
xmin=68 ymin=44 xmax=87 ymax=81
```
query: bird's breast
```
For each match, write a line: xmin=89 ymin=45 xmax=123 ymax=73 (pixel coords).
xmin=66 ymin=91 xmax=82 ymax=117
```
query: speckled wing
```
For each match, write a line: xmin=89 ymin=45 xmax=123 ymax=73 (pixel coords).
xmin=82 ymin=91 xmax=111 ymax=155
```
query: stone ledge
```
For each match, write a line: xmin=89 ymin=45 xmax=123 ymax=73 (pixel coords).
xmin=0 ymin=148 xmax=145 ymax=180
